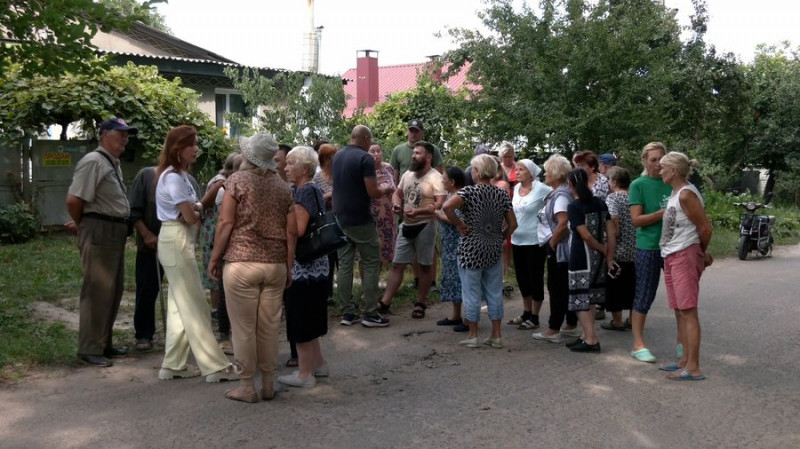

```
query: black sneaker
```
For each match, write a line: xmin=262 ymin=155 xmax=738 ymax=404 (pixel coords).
xmin=340 ymin=313 xmax=361 ymax=326
xmin=565 ymin=338 xmax=584 ymax=348
xmin=361 ymin=314 xmax=390 ymax=328
xmin=569 ymin=341 xmax=601 ymax=352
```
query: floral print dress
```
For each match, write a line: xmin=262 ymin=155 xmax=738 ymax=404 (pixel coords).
xmin=371 ymin=162 xmax=397 ymax=263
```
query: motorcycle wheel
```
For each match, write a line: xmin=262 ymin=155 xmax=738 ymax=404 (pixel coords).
xmin=738 ymin=235 xmax=749 ymax=260
xmin=759 ymin=241 xmax=773 ymax=257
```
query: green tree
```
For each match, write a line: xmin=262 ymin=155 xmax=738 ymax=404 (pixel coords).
xmin=224 ymin=68 xmax=348 ymax=145
xmin=0 ymin=0 xmax=164 ymax=78
xmin=98 ymin=0 xmax=171 ymax=33
xmin=447 ymin=0 xmax=684 ymax=157
xmin=0 ymin=60 xmax=230 ymax=178
xmin=743 ymin=43 xmax=800 ymax=201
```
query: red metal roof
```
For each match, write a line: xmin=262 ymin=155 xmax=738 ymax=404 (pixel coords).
xmin=341 ymin=61 xmax=475 ymax=117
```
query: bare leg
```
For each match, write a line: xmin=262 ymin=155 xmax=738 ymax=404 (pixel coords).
xmin=451 ymin=303 xmax=462 ymax=321
xmin=295 ymin=341 xmax=315 ymax=380
xmin=466 ymin=319 xmax=478 ymax=339
xmin=380 ymin=263 xmax=407 ymax=306
xmin=681 ymin=308 xmax=701 ymax=373
xmin=491 ymin=319 xmax=501 ymax=339
xmin=522 ymin=296 xmax=533 ymax=314
xmin=631 ymin=310 xmax=648 ymax=351
xmin=417 ymin=264 xmax=433 ymax=305
xmin=532 ymin=299 xmax=543 ymax=316
xmin=578 ymin=307 xmax=598 ymax=345
xmin=611 ymin=310 xmax=624 ymax=327
xmin=310 ymin=338 xmax=326 ymax=370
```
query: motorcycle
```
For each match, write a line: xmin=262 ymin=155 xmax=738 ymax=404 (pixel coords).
xmin=734 ymin=193 xmax=775 ymax=260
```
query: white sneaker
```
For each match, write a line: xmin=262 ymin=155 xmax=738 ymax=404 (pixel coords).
xmin=158 ymin=364 xmax=200 ymax=380
xmin=532 ymin=331 xmax=562 ymax=343
xmin=204 ymin=364 xmax=240 ymax=383
xmin=278 ymin=371 xmax=316 ymax=388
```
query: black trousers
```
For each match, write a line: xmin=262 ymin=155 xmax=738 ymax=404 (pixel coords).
xmin=546 ymin=246 xmax=578 ymax=331
xmin=512 ymin=244 xmax=547 ymax=302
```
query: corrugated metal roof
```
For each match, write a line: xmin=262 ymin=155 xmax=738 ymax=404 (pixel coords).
xmin=342 ymin=61 xmax=476 ymax=117
xmin=98 ymin=50 xmax=291 ymax=72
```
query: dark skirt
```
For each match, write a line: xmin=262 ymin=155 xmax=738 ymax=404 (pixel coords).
xmin=285 ymin=278 xmax=328 ymax=343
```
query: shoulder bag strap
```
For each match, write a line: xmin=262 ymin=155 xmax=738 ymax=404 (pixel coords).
xmin=95 ymin=150 xmax=126 ymax=192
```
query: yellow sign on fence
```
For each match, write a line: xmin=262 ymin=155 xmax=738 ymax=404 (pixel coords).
xmin=42 ymin=152 xmax=72 ymax=167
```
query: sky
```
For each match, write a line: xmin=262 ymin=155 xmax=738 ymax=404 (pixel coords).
xmin=155 ymin=0 xmax=800 ymax=75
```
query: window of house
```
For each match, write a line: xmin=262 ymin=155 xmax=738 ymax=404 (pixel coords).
xmin=215 ymin=90 xmax=245 ymax=138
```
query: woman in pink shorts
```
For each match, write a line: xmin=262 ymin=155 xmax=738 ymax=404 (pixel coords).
xmin=658 ymin=152 xmax=713 ymax=381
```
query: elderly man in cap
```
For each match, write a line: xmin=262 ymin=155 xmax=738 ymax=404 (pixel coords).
xmin=389 ymin=119 xmax=444 ymax=185
xmin=66 ymin=117 xmax=137 ymax=367
xmin=598 ymin=153 xmax=617 ymax=175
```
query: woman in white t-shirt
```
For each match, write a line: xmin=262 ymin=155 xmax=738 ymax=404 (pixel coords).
xmin=658 ymin=152 xmax=713 ymax=381
xmin=507 ymin=159 xmax=551 ymax=330
xmin=155 ymin=125 xmax=238 ymax=384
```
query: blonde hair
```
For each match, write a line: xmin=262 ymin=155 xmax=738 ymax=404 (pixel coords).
xmin=640 ymin=142 xmax=666 ymax=175
xmin=470 ymin=154 xmax=499 ymax=181
xmin=287 ymin=146 xmax=319 ymax=178
xmin=543 ymin=154 xmax=571 ymax=183
xmin=659 ymin=151 xmax=698 ymax=179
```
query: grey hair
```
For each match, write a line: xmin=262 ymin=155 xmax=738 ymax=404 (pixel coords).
xmin=287 ymin=146 xmax=319 ymax=178
xmin=498 ymin=141 xmax=515 ymax=158
xmin=659 ymin=151 xmax=698 ymax=179
xmin=470 ymin=154 xmax=499 ymax=181
xmin=542 ymin=154 xmax=572 ymax=183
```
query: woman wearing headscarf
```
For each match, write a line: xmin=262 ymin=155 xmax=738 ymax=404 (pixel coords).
xmin=443 ymin=154 xmax=517 ymax=349
xmin=155 ymin=125 xmax=239 ymax=384
xmin=507 ymin=159 xmax=551 ymax=330
xmin=277 ymin=146 xmax=331 ymax=389
xmin=658 ymin=152 xmax=712 ymax=381
xmin=208 ymin=134 xmax=296 ymax=402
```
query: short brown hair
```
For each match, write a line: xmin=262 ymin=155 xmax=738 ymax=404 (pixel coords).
xmin=317 ymin=143 xmax=338 ymax=168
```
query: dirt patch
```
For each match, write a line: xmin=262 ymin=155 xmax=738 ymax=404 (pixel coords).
xmin=31 ymin=292 xmax=136 ymax=332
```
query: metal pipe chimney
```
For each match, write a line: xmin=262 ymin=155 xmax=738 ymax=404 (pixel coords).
xmin=302 ymin=0 xmax=320 ymax=72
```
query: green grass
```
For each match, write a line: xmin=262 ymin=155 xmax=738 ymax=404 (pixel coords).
xmin=0 ymin=232 xmax=137 ymax=380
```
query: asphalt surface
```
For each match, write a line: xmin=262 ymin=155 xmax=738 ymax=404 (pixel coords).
xmin=2 ymin=245 xmax=799 ymax=449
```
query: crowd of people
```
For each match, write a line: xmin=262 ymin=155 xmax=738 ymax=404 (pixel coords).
xmin=65 ymin=117 xmax=714 ymax=405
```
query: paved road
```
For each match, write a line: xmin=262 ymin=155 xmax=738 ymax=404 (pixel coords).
xmin=2 ymin=246 xmax=799 ymax=449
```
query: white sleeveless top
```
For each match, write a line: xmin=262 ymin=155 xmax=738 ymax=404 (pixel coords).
xmin=660 ymin=184 xmax=703 ymax=257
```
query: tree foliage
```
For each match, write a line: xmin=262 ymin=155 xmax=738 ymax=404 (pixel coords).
xmin=0 ymin=60 xmax=230 ymax=178
xmin=98 ymin=0 xmax=171 ymax=33
xmin=447 ymin=0 xmax=683 ymax=157
xmin=0 ymin=0 xmax=165 ymax=78
xmin=224 ymin=68 xmax=348 ymax=145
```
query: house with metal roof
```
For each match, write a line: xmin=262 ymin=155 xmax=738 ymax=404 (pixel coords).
xmin=91 ymin=22 xmax=288 ymax=136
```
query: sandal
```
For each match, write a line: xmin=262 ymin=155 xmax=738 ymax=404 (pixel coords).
xmin=285 ymin=358 xmax=298 ymax=368
xmin=411 ymin=302 xmax=427 ymax=319
xmin=517 ymin=319 xmax=539 ymax=330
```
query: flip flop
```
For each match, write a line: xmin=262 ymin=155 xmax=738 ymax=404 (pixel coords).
xmin=667 ymin=369 xmax=706 ymax=381
xmin=630 ymin=348 xmax=656 ymax=363
xmin=658 ymin=363 xmax=682 ymax=372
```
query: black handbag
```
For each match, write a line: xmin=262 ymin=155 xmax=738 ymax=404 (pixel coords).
xmin=295 ymin=185 xmax=348 ymax=264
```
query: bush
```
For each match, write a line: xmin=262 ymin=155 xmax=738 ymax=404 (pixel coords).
xmin=0 ymin=203 xmax=38 ymax=244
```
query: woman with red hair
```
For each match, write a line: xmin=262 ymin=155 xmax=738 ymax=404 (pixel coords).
xmin=155 ymin=125 xmax=239 ymax=384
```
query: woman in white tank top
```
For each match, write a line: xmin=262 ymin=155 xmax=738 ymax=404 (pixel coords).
xmin=658 ymin=152 xmax=713 ymax=381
